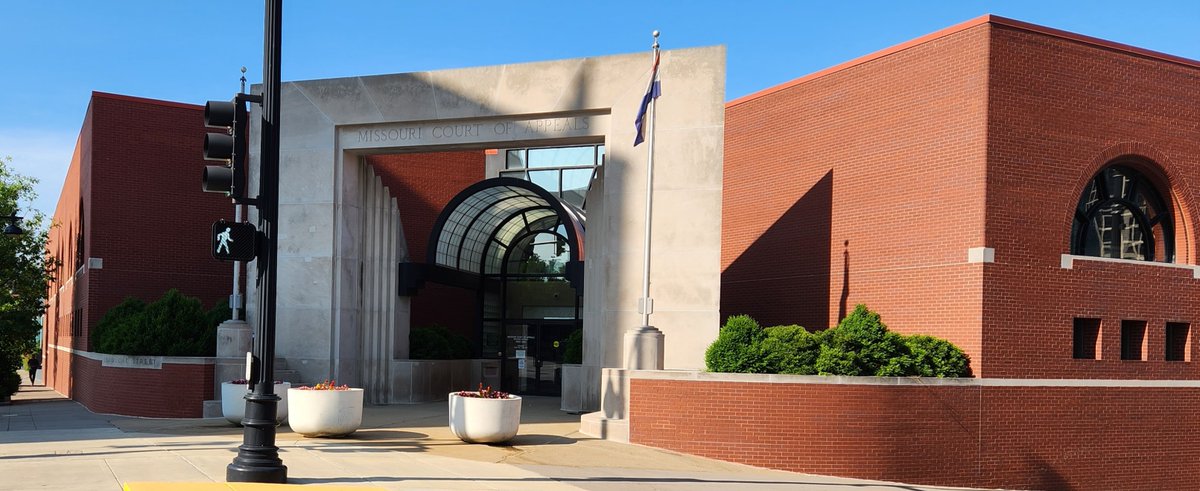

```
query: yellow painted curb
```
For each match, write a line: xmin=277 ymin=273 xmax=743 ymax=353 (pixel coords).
xmin=123 ymin=483 xmax=386 ymax=490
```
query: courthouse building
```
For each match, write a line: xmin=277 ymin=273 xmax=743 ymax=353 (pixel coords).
xmin=44 ymin=15 xmax=1200 ymax=490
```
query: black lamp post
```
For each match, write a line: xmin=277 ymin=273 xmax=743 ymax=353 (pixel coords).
xmin=226 ymin=0 xmax=286 ymax=483
xmin=2 ymin=214 xmax=23 ymax=236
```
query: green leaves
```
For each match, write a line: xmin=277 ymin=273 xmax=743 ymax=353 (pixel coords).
xmin=91 ymin=290 xmax=222 ymax=356
xmin=704 ymin=315 xmax=769 ymax=373
xmin=409 ymin=325 xmax=472 ymax=360
xmin=562 ymin=328 xmax=583 ymax=364
xmin=0 ymin=156 xmax=54 ymax=396
xmin=705 ymin=305 xmax=972 ymax=378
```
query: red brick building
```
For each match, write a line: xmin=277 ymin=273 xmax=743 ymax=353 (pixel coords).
xmin=38 ymin=14 xmax=1200 ymax=488
xmin=723 ymin=15 xmax=1200 ymax=378
xmin=659 ymin=14 xmax=1200 ymax=489
xmin=43 ymin=92 xmax=233 ymax=415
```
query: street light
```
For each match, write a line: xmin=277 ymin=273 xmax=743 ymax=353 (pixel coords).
xmin=1 ymin=214 xmax=23 ymax=236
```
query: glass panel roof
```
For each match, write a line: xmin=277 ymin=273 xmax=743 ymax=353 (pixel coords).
xmin=436 ymin=184 xmax=575 ymax=275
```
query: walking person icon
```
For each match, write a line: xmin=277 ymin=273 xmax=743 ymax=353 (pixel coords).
xmin=217 ymin=227 xmax=234 ymax=254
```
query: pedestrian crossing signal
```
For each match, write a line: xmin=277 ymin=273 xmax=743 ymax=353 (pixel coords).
xmin=212 ymin=220 xmax=258 ymax=262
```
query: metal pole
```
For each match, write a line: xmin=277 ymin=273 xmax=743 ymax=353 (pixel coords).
xmin=639 ymin=32 xmax=660 ymax=328
xmin=232 ymin=68 xmax=247 ymax=321
xmin=232 ymin=204 xmax=241 ymax=320
xmin=227 ymin=0 xmax=285 ymax=482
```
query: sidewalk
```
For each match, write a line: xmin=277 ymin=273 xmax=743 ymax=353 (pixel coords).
xmin=1 ymin=379 xmax=981 ymax=491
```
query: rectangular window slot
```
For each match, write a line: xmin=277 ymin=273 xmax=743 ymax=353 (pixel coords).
xmin=1073 ymin=318 xmax=1101 ymax=360
xmin=1166 ymin=322 xmax=1191 ymax=362
xmin=1121 ymin=320 xmax=1147 ymax=361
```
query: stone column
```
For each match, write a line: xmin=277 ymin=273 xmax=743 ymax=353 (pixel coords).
xmin=215 ymin=319 xmax=253 ymax=395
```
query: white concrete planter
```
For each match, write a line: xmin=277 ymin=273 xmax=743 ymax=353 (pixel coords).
xmin=221 ymin=382 xmax=290 ymax=425
xmin=448 ymin=392 xmax=522 ymax=443
xmin=287 ymin=387 xmax=364 ymax=437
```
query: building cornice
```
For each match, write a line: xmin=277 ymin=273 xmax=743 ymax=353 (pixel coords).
xmin=727 ymin=14 xmax=1200 ymax=109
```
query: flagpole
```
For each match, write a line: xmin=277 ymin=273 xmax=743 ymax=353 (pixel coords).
xmin=640 ymin=30 xmax=660 ymax=328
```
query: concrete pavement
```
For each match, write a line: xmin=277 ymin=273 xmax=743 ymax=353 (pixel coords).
xmin=2 ymin=376 xmax=983 ymax=491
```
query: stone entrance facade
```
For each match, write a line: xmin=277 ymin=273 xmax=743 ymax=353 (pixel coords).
xmin=243 ymin=47 xmax=726 ymax=404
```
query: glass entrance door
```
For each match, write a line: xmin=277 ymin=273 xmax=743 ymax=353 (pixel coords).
xmin=502 ymin=320 xmax=575 ymax=396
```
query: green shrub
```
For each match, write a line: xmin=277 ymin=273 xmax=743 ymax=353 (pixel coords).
xmin=91 ymin=290 xmax=220 ymax=356
xmin=761 ymin=325 xmax=819 ymax=375
xmin=903 ymin=335 xmax=971 ymax=377
xmin=0 ymin=370 xmax=19 ymax=398
xmin=706 ymin=305 xmax=971 ymax=378
xmin=705 ymin=315 xmax=768 ymax=373
xmin=562 ymin=328 xmax=583 ymax=364
xmin=205 ymin=298 xmax=233 ymax=331
xmin=409 ymin=325 xmax=472 ymax=360
xmin=92 ymin=297 xmax=149 ymax=355
xmin=142 ymin=290 xmax=214 ymax=356
xmin=815 ymin=305 xmax=906 ymax=376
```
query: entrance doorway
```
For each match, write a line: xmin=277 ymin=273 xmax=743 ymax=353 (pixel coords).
xmin=486 ymin=230 xmax=581 ymax=396
xmin=502 ymin=320 xmax=576 ymax=396
xmin=416 ymin=175 xmax=587 ymax=396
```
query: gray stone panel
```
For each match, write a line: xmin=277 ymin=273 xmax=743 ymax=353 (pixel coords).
xmin=359 ymin=72 xmax=439 ymax=122
xmin=429 ymin=65 xmax=506 ymax=119
xmin=275 ymin=306 xmax=333 ymax=363
xmin=492 ymin=59 xmax=585 ymax=114
xmin=292 ymin=78 xmax=383 ymax=125
xmin=278 ymin=83 xmax=336 ymax=149
xmin=279 ymin=149 xmax=337 ymax=204
xmin=277 ymin=204 xmax=334 ymax=257
xmin=651 ymin=127 xmax=725 ymax=190
xmin=276 ymin=256 xmax=333 ymax=309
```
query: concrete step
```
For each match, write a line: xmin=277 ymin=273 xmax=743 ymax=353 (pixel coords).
xmin=580 ymin=411 xmax=628 ymax=443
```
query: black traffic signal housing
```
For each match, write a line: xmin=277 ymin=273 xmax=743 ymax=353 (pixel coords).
xmin=212 ymin=220 xmax=259 ymax=262
xmin=203 ymin=93 xmax=260 ymax=202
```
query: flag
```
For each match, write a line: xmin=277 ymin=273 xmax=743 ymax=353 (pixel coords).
xmin=633 ymin=50 xmax=661 ymax=146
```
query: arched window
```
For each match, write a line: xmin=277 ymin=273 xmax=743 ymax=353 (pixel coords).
xmin=1071 ymin=164 xmax=1173 ymax=262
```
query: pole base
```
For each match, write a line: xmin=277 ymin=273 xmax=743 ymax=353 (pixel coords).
xmin=227 ymin=391 xmax=286 ymax=483
xmin=623 ymin=325 xmax=665 ymax=370
xmin=226 ymin=461 xmax=287 ymax=483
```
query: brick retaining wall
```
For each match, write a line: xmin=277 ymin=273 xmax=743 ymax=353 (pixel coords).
xmin=52 ymin=345 xmax=214 ymax=418
xmin=628 ymin=374 xmax=1200 ymax=490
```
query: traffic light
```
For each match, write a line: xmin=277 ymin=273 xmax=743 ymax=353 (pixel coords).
xmin=203 ymin=94 xmax=256 ymax=200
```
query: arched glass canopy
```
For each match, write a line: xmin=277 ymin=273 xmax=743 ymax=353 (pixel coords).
xmin=426 ymin=177 xmax=584 ymax=280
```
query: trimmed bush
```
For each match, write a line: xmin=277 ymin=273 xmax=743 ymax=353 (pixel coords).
xmin=705 ymin=305 xmax=971 ymax=378
xmin=0 ymin=370 xmax=19 ymax=398
xmin=705 ymin=315 xmax=768 ymax=373
xmin=91 ymin=297 xmax=148 ymax=355
xmin=562 ymin=328 xmax=583 ymax=364
xmin=761 ymin=325 xmax=819 ymax=375
xmin=91 ymin=290 xmax=221 ymax=356
xmin=409 ymin=325 xmax=472 ymax=360
xmin=205 ymin=299 xmax=233 ymax=331
xmin=816 ymin=305 xmax=907 ymax=376
xmin=903 ymin=335 xmax=971 ymax=377
xmin=142 ymin=290 xmax=213 ymax=356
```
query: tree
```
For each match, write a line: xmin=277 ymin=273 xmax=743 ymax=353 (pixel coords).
xmin=0 ymin=156 xmax=55 ymax=397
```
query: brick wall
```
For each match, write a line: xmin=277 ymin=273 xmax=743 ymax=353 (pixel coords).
xmin=85 ymin=92 xmax=234 ymax=345
xmin=629 ymin=377 xmax=1200 ymax=490
xmin=63 ymin=349 xmax=214 ymax=418
xmin=45 ymin=92 xmax=234 ymax=399
xmin=365 ymin=152 xmax=484 ymax=342
xmin=723 ymin=18 xmax=1200 ymax=380
xmin=981 ymin=25 xmax=1200 ymax=378
xmin=46 ymin=114 xmax=87 ymax=372
xmin=723 ymin=23 xmax=989 ymax=366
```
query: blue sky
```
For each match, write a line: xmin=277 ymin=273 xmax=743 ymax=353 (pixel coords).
xmin=1 ymin=0 xmax=1197 ymax=218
